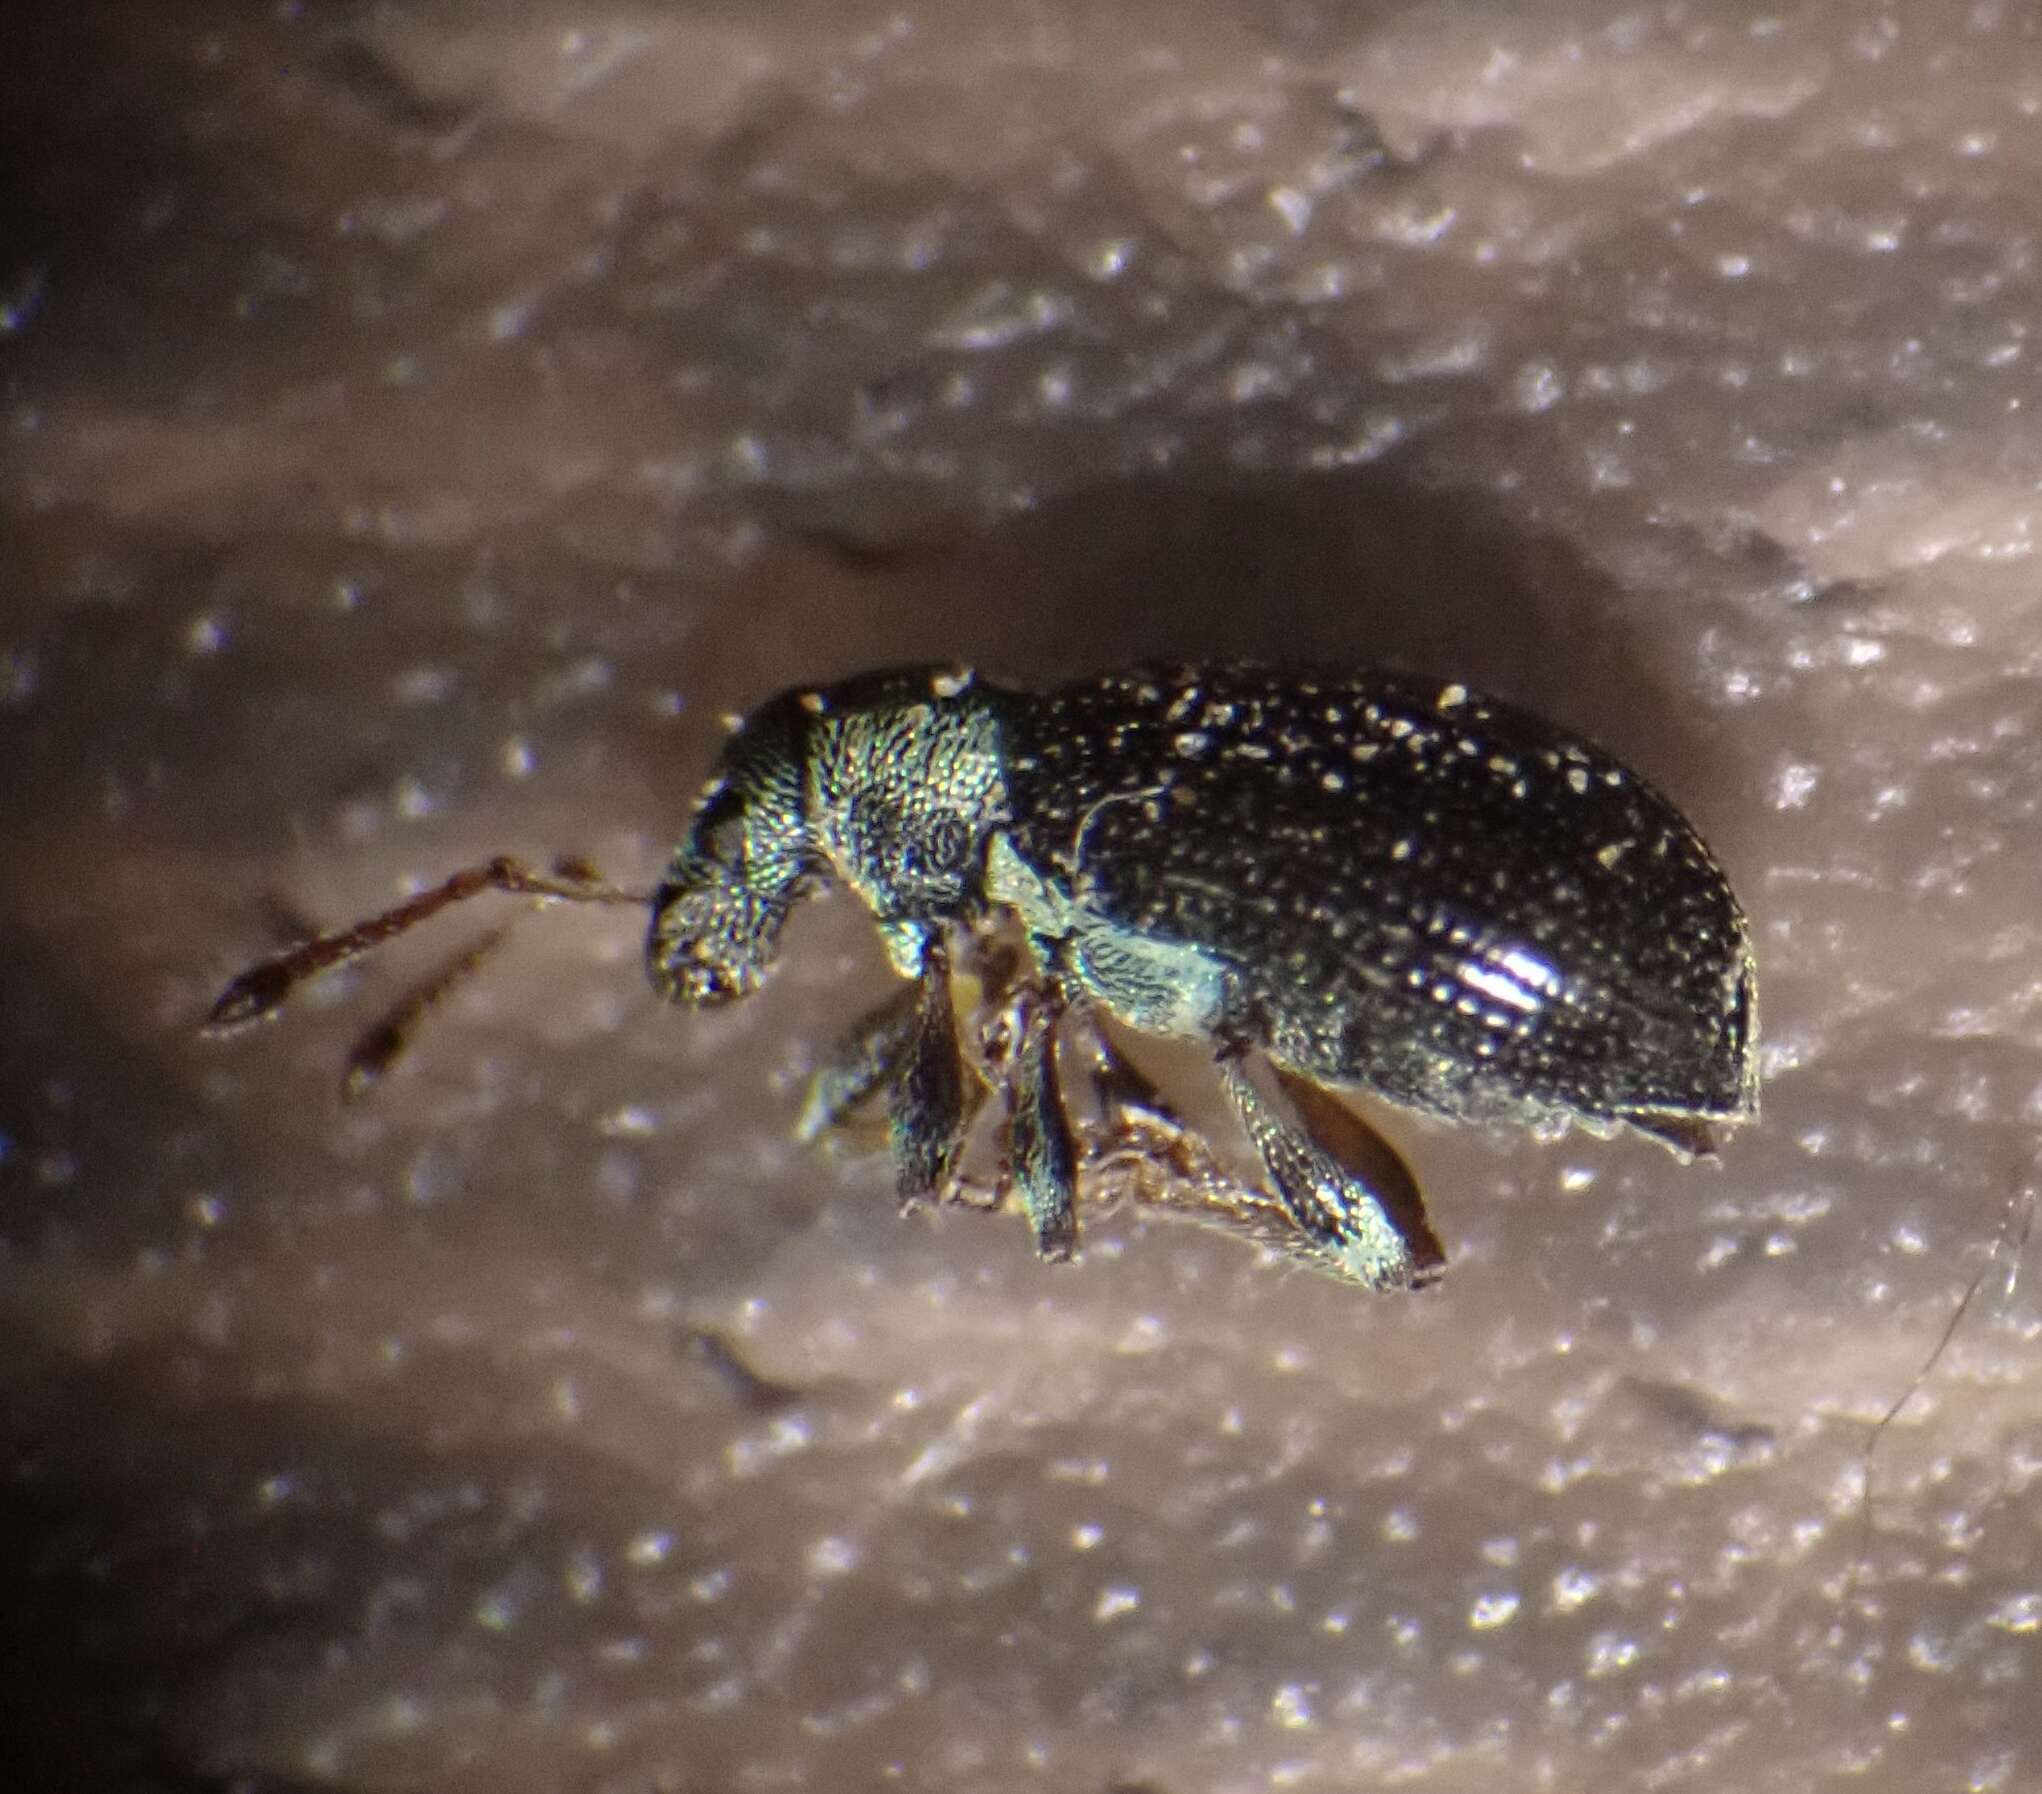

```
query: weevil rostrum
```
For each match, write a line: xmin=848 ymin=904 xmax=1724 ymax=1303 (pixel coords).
xmin=207 ymin=662 xmax=1758 ymax=1290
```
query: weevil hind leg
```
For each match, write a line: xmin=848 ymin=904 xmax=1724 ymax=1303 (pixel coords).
xmin=1270 ymin=1066 xmax=1446 ymax=1281
xmin=1218 ymin=1056 xmax=1445 ymax=1291
xmin=888 ymin=939 xmax=985 ymax=1206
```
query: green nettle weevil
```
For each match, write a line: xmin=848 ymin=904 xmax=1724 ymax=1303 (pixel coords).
xmin=208 ymin=662 xmax=1758 ymax=1290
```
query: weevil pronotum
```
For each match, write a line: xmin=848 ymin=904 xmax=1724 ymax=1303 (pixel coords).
xmin=207 ymin=662 xmax=1758 ymax=1290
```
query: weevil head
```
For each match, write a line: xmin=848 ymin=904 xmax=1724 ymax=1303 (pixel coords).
xmin=649 ymin=666 xmax=1013 ymax=1003
xmin=648 ymin=692 xmax=821 ymax=1007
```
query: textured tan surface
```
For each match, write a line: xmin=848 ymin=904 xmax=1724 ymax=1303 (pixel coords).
xmin=5 ymin=3 xmax=2042 ymax=1788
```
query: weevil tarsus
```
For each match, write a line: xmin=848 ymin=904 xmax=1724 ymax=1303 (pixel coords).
xmin=205 ymin=854 xmax=646 ymax=1034
xmin=1066 ymin=1015 xmax=1385 ymax=1280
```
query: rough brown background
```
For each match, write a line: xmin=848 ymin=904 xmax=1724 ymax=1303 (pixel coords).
xmin=5 ymin=2 xmax=2042 ymax=1789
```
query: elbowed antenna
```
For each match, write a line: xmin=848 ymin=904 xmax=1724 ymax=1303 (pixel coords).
xmin=204 ymin=855 xmax=650 ymax=1034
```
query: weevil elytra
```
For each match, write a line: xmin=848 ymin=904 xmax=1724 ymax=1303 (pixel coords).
xmin=208 ymin=661 xmax=1757 ymax=1290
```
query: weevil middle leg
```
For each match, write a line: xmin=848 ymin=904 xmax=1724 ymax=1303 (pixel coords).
xmin=989 ymin=976 xmax=1079 ymax=1261
xmin=1067 ymin=1015 xmax=1308 ymax=1261
xmin=797 ymin=935 xmax=1080 ymax=1256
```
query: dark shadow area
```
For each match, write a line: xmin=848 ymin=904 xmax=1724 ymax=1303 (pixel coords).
xmin=0 ymin=1349 xmax=383 ymax=1792
xmin=0 ymin=926 xmax=236 ymax=1261
xmin=690 ymin=457 xmax=1749 ymax=824
xmin=0 ymin=1325 xmax=774 ymax=1792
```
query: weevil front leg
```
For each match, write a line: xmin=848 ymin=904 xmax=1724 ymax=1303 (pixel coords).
xmin=1218 ymin=1055 xmax=1446 ymax=1291
xmin=795 ymin=981 xmax=923 ymax=1146
xmin=886 ymin=931 xmax=984 ymax=1207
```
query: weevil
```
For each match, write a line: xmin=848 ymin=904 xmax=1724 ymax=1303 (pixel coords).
xmin=207 ymin=661 xmax=1757 ymax=1290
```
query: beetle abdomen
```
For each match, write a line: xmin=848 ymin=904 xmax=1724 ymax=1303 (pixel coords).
xmin=999 ymin=663 xmax=1756 ymax=1136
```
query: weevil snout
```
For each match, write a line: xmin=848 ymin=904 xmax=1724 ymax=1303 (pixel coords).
xmin=647 ymin=876 xmax=790 ymax=1006
xmin=645 ymin=708 xmax=819 ymax=1008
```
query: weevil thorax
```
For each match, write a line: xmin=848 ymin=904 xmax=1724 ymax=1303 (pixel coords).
xmin=647 ymin=666 xmax=1010 ymax=1003
xmin=800 ymin=666 xmax=1010 ymax=971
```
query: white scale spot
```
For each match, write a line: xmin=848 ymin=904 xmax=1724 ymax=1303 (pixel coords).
xmin=1567 ymin=767 xmax=1590 ymax=795
xmin=808 ymin=1535 xmax=859 ymax=1575
xmin=1596 ymin=841 xmax=1631 ymax=868
xmin=1095 ymin=1585 xmax=1142 ymax=1622
xmin=929 ymin=667 xmax=975 ymax=699
xmin=1470 ymin=1590 xmax=1521 ymax=1629
xmin=1438 ymin=683 xmax=1469 ymax=710
xmin=1321 ymin=770 xmax=1346 ymax=792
